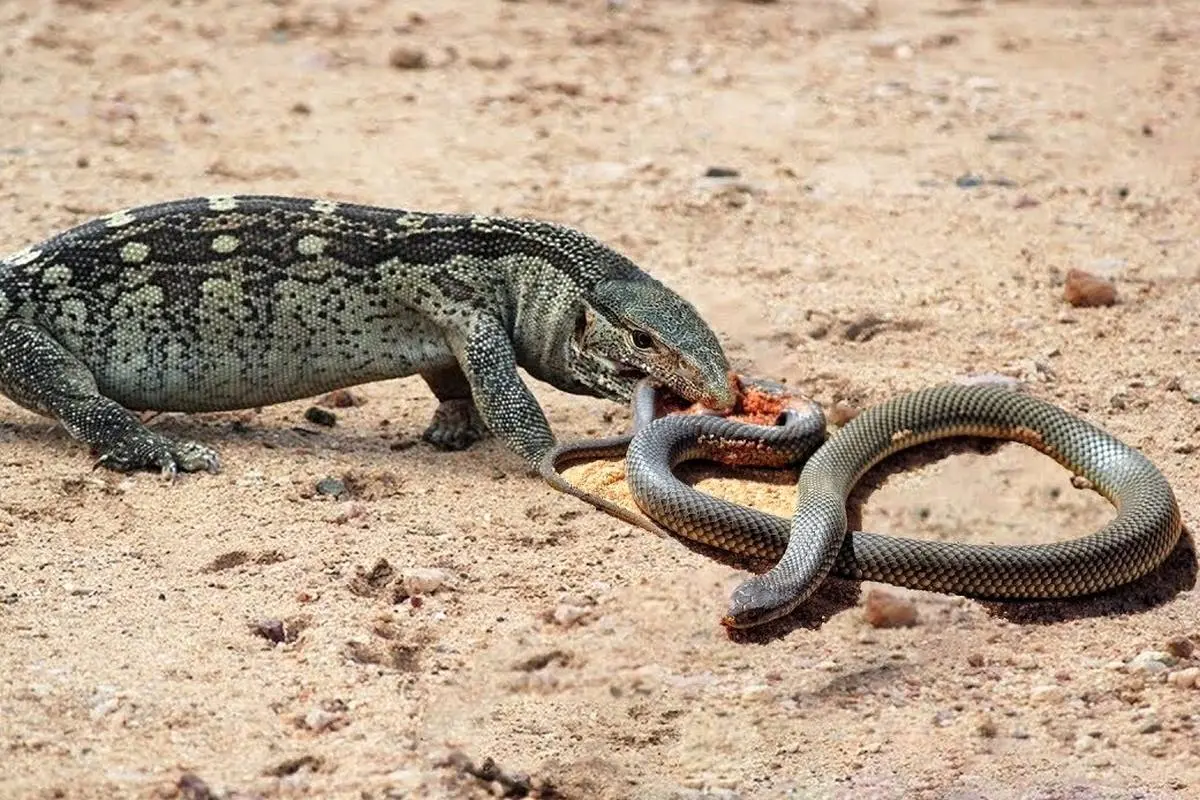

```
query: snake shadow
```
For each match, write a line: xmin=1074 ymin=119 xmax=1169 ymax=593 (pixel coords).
xmin=700 ymin=437 xmax=1196 ymax=644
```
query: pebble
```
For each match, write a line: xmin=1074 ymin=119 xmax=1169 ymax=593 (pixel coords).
xmin=388 ymin=46 xmax=428 ymax=70
xmin=1129 ymin=650 xmax=1176 ymax=674
xmin=303 ymin=707 xmax=348 ymax=733
xmin=401 ymin=567 xmax=456 ymax=596
xmin=315 ymin=477 xmax=346 ymax=498
xmin=1167 ymin=667 xmax=1200 ymax=689
xmin=304 ymin=406 xmax=337 ymax=426
xmin=1029 ymin=684 xmax=1066 ymax=705
xmin=549 ymin=602 xmax=593 ymax=627
xmin=1165 ymin=636 xmax=1195 ymax=659
xmin=1138 ymin=716 xmax=1163 ymax=734
xmin=252 ymin=618 xmax=288 ymax=644
xmin=826 ymin=400 xmax=860 ymax=427
xmin=1063 ymin=268 xmax=1117 ymax=307
xmin=740 ymin=684 xmax=774 ymax=703
xmin=862 ymin=588 xmax=919 ymax=628
xmin=867 ymin=33 xmax=912 ymax=59
xmin=322 ymin=388 xmax=365 ymax=408
xmin=954 ymin=373 xmax=1022 ymax=391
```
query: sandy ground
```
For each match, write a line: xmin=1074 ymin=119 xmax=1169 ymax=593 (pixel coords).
xmin=1 ymin=0 xmax=1199 ymax=798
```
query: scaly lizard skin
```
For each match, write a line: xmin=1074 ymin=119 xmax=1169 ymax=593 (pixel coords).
xmin=0 ymin=195 xmax=736 ymax=474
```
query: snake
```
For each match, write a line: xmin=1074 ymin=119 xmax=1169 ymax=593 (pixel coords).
xmin=540 ymin=378 xmax=1183 ymax=628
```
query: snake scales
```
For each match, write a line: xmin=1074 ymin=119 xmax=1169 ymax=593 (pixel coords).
xmin=540 ymin=378 xmax=1182 ymax=628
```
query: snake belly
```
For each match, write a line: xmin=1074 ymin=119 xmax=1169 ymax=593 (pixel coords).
xmin=621 ymin=382 xmax=1183 ymax=629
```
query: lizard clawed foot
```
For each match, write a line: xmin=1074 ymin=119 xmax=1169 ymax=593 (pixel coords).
xmin=94 ymin=432 xmax=222 ymax=477
xmin=422 ymin=399 xmax=488 ymax=451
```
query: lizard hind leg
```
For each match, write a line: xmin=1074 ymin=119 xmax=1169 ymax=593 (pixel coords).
xmin=419 ymin=363 xmax=489 ymax=451
xmin=0 ymin=319 xmax=220 ymax=476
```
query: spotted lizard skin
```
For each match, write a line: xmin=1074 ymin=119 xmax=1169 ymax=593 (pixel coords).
xmin=0 ymin=195 xmax=735 ymax=474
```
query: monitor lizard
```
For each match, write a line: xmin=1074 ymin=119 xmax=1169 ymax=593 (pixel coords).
xmin=0 ymin=195 xmax=736 ymax=475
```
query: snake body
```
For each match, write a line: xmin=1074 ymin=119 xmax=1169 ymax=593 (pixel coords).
xmin=543 ymin=381 xmax=1183 ymax=629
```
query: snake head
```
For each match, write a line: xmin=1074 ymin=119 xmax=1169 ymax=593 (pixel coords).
xmin=568 ymin=277 xmax=737 ymax=411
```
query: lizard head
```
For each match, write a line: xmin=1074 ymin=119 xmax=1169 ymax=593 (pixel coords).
xmin=568 ymin=278 xmax=737 ymax=411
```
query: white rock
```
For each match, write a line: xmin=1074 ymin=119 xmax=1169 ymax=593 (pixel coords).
xmin=1129 ymin=650 xmax=1176 ymax=674
xmin=1167 ymin=667 xmax=1200 ymax=689
xmin=401 ymin=567 xmax=456 ymax=596
xmin=1030 ymin=684 xmax=1066 ymax=704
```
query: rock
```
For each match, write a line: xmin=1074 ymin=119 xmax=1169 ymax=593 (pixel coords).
xmin=1165 ymin=635 xmax=1195 ymax=660
xmin=315 ymin=477 xmax=346 ymax=498
xmin=1063 ymin=268 xmax=1117 ymax=307
xmin=401 ymin=567 xmax=456 ymax=597
xmin=1167 ymin=667 xmax=1200 ymax=689
xmin=303 ymin=707 xmax=348 ymax=733
xmin=304 ymin=406 xmax=337 ymax=426
xmin=826 ymin=400 xmax=860 ymax=427
xmin=1129 ymin=650 xmax=1176 ymax=674
xmin=954 ymin=373 xmax=1022 ymax=392
xmin=549 ymin=602 xmax=594 ymax=627
xmin=252 ymin=618 xmax=288 ymax=644
xmin=1029 ymin=684 xmax=1065 ymax=704
xmin=322 ymin=388 xmax=366 ymax=408
xmin=862 ymin=588 xmax=919 ymax=628
xmin=389 ymin=46 xmax=428 ymax=70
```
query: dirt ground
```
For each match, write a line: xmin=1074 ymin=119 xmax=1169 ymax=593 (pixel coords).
xmin=1 ymin=0 xmax=1198 ymax=798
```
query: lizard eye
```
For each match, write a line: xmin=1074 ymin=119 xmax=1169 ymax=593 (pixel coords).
xmin=631 ymin=331 xmax=653 ymax=350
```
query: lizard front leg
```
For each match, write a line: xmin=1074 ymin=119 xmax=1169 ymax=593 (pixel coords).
xmin=419 ymin=363 xmax=488 ymax=451
xmin=452 ymin=315 xmax=555 ymax=467
xmin=0 ymin=319 xmax=220 ymax=476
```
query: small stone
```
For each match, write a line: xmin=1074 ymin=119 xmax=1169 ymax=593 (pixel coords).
xmin=740 ymin=684 xmax=774 ymax=703
xmin=1029 ymin=684 xmax=1066 ymax=704
xmin=303 ymin=707 xmax=348 ymax=733
xmin=862 ymin=588 xmax=919 ymax=628
xmin=315 ymin=477 xmax=346 ymax=498
xmin=704 ymin=166 xmax=740 ymax=178
xmin=966 ymin=652 xmax=985 ymax=668
xmin=322 ymin=388 xmax=366 ymax=408
xmin=955 ymin=173 xmax=984 ymax=188
xmin=328 ymin=501 xmax=367 ymax=525
xmin=1063 ymin=268 xmax=1117 ymax=308
xmin=389 ymin=46 xmax=428 ymax=70
xmin=1165 ymin=636 xmax=1195 ymax=659
xmin=976 ymin=716 xmax=999 ymax=738
xmin=550 ymin=603 xmax=593 ymax=627
xmin=401 ymin=567 xmax=455 ymax=597
xmin=252 ymin=618 xmax=288 ymax=644
xmin=1138 ymin=717 xmax=1163 ymax=734
xmin=1129 ymin=650 xmax=1176 ymax=674
xmin=1167 ymin=667 xmax=1200 ymax=689
xmin=466 ymin=52 xmax=512 ymax=71
xmin=304 ymin=406 xmax=337 ymax=427
xmin=867 ymin=32 xmax=909 ymax=57
xmin=965 ymin=76 xmax=1000 ymax=91
xmin=826 ymin=400 xmax=860 ymax=427
xmin=954 ymin=373 xmax=1022 ymax=392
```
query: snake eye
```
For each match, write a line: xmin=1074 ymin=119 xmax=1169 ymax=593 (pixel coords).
xmin=631 ymin=330 xmax=653 ymax=350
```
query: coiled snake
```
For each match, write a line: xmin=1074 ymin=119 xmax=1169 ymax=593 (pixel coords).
xmin=540 ymin=378 xmax=1182 ymax=628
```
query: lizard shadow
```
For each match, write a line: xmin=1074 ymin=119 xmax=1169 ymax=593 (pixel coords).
xmin=670 ymin=436 xmax=1197 ymax=644
xmin=0 ymin=411 xmax=445 ymax=467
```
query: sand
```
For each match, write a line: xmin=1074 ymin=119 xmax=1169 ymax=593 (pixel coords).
xmin=1 ymin=0 xmax=1198 ymax=798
